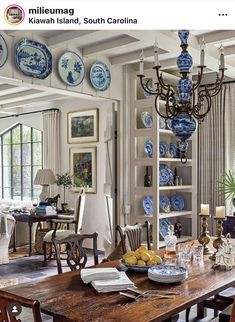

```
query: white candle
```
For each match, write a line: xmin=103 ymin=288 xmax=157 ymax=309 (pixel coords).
xmin=200 ymin=37 xmax=205 ymax=66
xmin=219 ymin=44 xmax=225 ymax=69
xmin=201 ymin=204 xmax=209 ymax=215
xmin=154 ymin=41 xmax=159 ymax=66
xmin=216 ymin=206 xmax=225 ymax=218
xmin=139 ymin=50 xmax=144 ymax=75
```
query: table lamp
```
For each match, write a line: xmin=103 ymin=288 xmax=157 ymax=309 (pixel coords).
xmin=34 ymin=169 xmax=56 ymax=201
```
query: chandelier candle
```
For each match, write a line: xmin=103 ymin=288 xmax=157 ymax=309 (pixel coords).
xmin=138 ymin=30 xmax=226 ymax=163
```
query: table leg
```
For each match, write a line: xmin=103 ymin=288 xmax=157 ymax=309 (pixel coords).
xmin=29 ymin=222 xmax=33 ymax=257
xmin=197 ymin=302 xmax=207 ymax=318
xmin=13 ymin=224 xmax=17 ymax=252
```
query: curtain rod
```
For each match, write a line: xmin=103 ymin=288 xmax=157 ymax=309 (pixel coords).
xmin=202 ymin=80 xmax=235 ymax=87
xmin=0 ymin=108 xmax=60 ymax=119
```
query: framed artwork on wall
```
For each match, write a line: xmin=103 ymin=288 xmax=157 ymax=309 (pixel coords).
xmin=67 ymin=108 xmax=99 ymax=143
xmin=70 ymin=147 xmax=97 ymax=194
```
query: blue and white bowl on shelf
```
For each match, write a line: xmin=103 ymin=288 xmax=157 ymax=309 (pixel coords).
xmin=141 ymin=111 xmax=153 ymax=128
xmin=159 ymin=164 xmax=173 ymax=186
xmin=169 ymin=143 xmax=178 ymax=158
xmin=159 ymin=196 xmax=171 ymax=213
xmin=159 ymin=117 xmax=166 ymax=129
xmin=171 ymin=194 xmax=185 ymax=211
xmin=143 ymin=196 xmax=153 ymax=216
xmin=159 ymin=141 xmax=168 ymax=158
xmin=144 ymin=139 xmax=153 ymax=158
xmin=159 ymin=218 xmax=171 ymax=238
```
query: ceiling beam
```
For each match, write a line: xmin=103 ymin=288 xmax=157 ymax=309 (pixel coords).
xmin=0 ymin=90 xmax=58 ymax=105
xmin=224 ymin=45 xmax=235 ymax=56
xmin=47 ymin=30 xmax=99 ymax=47
xmin=202 ymin=30 xmax=235 ymax=44
xmin=1 ymin=94 xmax=64 ymax=109
xmin=82 ymin=35 xmax=139 ymax=56
xmin=0 ymin=85 xmax=31 ymax=97
xmin=4 ymin=30 xmax=27 ymax=37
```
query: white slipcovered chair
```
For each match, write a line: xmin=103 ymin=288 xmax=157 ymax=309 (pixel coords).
xmin=0 ymin=212 xmax=15 ymax=264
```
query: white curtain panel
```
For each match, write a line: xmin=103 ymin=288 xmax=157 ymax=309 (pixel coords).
xmin=42 ymin=109 xmax=61 ymax=196
xmin=198 ymin=86 xmax=226 ymax=233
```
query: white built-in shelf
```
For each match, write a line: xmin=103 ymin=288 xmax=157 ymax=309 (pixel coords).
xmin=134 ymin=159 xmax=154 ymax=165
xmin=159 ymin=235 xmax=192 ymax=248
xmin=134 ymin=129 xmax=153 ymax=136
xmin=159 ymin=211 xmax=193 ymax=218
xmin=159 ymin=158 xmax=192 ymax=163
xmin=159 ymin=185 xmax=192 ymax=191
xmin=134 ymin=187 xmax=154 ymax=193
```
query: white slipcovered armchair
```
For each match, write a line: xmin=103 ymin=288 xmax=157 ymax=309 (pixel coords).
xmin=0 ymin=212 xmax=15 ymax=264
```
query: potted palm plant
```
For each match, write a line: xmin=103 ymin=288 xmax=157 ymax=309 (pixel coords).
xmin=55 ymin=172 xmax=73 ymax=212
xmin=218 ymin=170 xmax=235 ymax=208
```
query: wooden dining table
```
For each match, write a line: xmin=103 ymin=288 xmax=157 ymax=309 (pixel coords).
xmin=4 ymin=246 xmax=235 ymax=322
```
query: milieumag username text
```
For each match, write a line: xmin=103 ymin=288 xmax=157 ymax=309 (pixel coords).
xmin=28 ymin=7 xmax=138 ymax=24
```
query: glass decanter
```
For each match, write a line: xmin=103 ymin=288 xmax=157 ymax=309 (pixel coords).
xmin=164 ymin=225 xmax=177 ymax=259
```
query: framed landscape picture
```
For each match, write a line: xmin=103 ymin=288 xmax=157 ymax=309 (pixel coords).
xmin=67 ymin=109 xmax=99 ymax=143
xmin=70 ymin=147 xmax=97 ymax=194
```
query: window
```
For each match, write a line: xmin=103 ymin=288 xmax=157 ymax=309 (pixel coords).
xmin=0 ymin=123 xmax=42 ymax=201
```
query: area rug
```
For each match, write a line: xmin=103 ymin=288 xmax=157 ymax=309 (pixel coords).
xmin=0 ymin=278 xmax=18 ymax=288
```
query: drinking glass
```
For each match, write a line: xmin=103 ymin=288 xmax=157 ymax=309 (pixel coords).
xmin=178 ymin=245 xmax=192 ymax=263
xmin=193 ymin=245 xmax=203 ymax=261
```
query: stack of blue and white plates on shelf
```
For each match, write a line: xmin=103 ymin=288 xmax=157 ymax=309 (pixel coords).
xmin=148 ymin=265 xmax=187 ymax=283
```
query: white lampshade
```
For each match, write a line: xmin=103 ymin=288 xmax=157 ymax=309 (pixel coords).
xmin=34 ymin=169 xmax=56 ymax=186
xmin=34 ymin=169 xmax=56 ymax=201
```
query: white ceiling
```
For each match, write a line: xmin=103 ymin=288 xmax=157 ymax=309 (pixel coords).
xmin=1 ymin=29 xmax=235 ymax=115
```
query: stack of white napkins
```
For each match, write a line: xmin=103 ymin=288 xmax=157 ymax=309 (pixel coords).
xmin=81 ymin=268 xmax=121 ymax=284
xmin=91 ymin=271 xmax=134 ymax=293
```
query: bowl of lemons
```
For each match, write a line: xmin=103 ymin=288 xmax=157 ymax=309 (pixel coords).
xmin=121 ymin=245 xmax=163 ymax=272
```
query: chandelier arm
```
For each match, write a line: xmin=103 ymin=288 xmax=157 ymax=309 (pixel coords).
xmin=138 ymin=75 xmax=159 ymax=95
xmin=204 ymin=69 xmax=225 ymax=97
xmin=154 ymin=95 xmax=175 ymax=119
xmin=154 ymin=66 xmax=171 ymax=91
xmin=192 ymin=91 xmax=212 ymax=120
xmin=193 ymin=66 xmax=204 ymax=90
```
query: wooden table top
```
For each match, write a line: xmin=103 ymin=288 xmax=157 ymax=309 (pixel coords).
xmin=4 ymin=248 xmax=235 ymax=322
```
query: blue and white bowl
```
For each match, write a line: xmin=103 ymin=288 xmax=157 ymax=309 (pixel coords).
xmin=159 ymin=218 xmax=171 ymax=238
xmin=141 ymin=111 xmax=153 ymax=128
xmin=169 ymin=143 xmax=178 ymax=158
xmin=171 ymin=194 xmax=185 ymax=211
xmin=159 ymin=195 xmax=170 ymax=212
xmin=159 ymin=141 xmax=168 ymax=158
xmin=159 ymin=164 xmax=173 ymax=186
xmin=144 ymin=139 xmax=153 ymax=158
xmin=143 ymin=196 xmax=153 ymax=216
xmin=148 ymin=265 xmax=187 ymax=283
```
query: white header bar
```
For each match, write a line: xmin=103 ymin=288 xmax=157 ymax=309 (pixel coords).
xmin=0 ymin=1 xmax=234 ymax=30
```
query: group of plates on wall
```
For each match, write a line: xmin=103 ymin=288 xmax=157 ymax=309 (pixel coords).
xmin=160 ymin=194 xmax=185 ymax=212
xmin=0 ymin=35 xmax=111 ymax=91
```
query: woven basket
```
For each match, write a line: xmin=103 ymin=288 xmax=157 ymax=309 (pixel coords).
xmin=35 ymin=223 xmax=67 ymax=254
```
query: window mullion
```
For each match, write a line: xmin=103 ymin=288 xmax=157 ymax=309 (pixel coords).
xmin=20 ymin=124 xmax=23 ymax=200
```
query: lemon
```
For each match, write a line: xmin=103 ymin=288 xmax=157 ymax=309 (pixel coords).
xmin=148 ymin=250 xmax=155 ymax=259
xmin=125 ymin=256 xmax=137 ymax=265
xmin=141 ymin=252 xmax=151 ymax=262
xmin=152 ymin=255 xmax=162 ymax=264
xmin=133 ymin=251 xmax=141 ymax=260
xmin=147 ymin=260 xmax=157 ymax=266
xmin=137 ymin=260 xmax=146 ymax=266
xmin=123 ymin=251 xmax=135 ymax=260
xmin=137 ymin=245 xmax=148 ymax=253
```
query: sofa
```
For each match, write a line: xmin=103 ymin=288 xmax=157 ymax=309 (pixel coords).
xmin=0 ymin=199 xmax=34 ymax=264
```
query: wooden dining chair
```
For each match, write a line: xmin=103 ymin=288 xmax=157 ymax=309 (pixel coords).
xmin=0 ymin=289 xmax=42 ymax=322
xmin=52 ymin=232 xmax=99 ymax=274
xmin=43 ymin=188 xmax=86 ymax=266
xmin=116 ymin=221 xmax=151 ymax=254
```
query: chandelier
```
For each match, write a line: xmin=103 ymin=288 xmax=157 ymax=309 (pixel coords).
xmin=138 ymin=30 xmax=225 ymax=163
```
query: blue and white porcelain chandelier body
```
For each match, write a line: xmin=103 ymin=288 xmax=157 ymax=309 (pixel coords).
xmin=138 ymin=30 xmax=226 ymax=163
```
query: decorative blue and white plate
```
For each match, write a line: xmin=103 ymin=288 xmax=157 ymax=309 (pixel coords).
xmin=90 ymin=61 xmax=111 ymax=91
xmin=148 ymin=265 xmax=187 ymax=283
xmin=159 ymin=117 xmax=166 ymax=129
xmin=159 ymin=218 xmax=171 ymax=238
xmin=166 ymin=119 xmax=172 ymax=130
xmin=169 ymin=143 xmax=178 ymax=158
xmin=159 ymin=141 xmax=168 ymax=158
xmin=0 ymin=35 xmax=8 ymax=68
xmin=159 ymin=196 xmax=170 ymax=212
xmin=159 ymin=164 xmax=173 ymax=186
xmin=144 ymin=139 xmax=153 ymax=158
xmin=15 ymin=39 xmax=52 ymax=79
xmin=171 ymin=194 xmax=185 ymax=211
xmin=58 ymin=52 xmax=85 ymax=86
xmin=141 ymin=111 xmax=152 ymax=128
xmin=143 ymin=196 xmax=153 ymax=216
